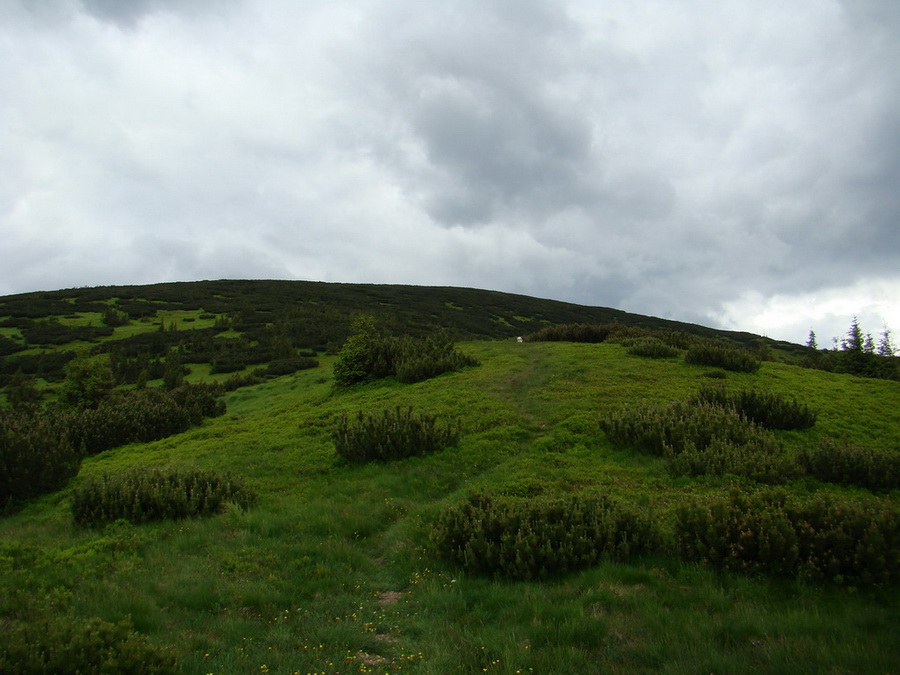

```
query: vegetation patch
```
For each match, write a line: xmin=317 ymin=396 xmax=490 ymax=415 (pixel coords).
xmin=691 ymin=385 xmax=816 ymax=430
xmin=675 ymin=489 xmax=900 ymax=585
xmin=624 ymin=337 xmax=682 ymax=359
xmin=684 ymin=342 xmax=761 ymax=373
xmin=332 ymin=406 xmax=460 ymax=463
xmin=0 ymin=615 xmax=178 ymax=674
xmin=71 ymin=467 xmax=256 ymax=526
xmin=432 ymin=492 xmax=659 ymax=580
xmin=799 ymin=438 xmax=900 ymax=492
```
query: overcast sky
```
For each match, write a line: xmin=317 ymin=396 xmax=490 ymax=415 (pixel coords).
xmin=2 ymin=0 xmax=898 ymax=346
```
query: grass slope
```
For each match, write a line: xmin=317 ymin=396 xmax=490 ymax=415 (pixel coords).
xmin=2 ymin=341 xmax=899 ymax=674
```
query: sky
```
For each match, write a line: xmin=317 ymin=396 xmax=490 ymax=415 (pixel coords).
xmin=2 ymin=0 xmax=898 ymax=347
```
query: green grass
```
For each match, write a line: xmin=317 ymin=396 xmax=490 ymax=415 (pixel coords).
xmin=2 ymin=340 xmax=898 ymax=673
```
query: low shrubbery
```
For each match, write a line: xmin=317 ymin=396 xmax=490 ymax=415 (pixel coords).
xmin=253 ymin=357 xmax=319 ymax=378
xmin=799 ymin=438 xmax=900 ymax=492
xmin=685 ymin=342 xmax=761 ymax=373
xmin=625 ymin=337 xmax=682 ymax=359
xmin=600 ymin=400 xmax=798 ymax=484
xmin=334 ymin=316 xmax=478 ymax=386
xmin=332 ymin=406 xmax=460 ymax=463
xmin=691 ymin=385 xmax=816 ymax=430
xmin=432 ymin=492 xmax=659 ymax=580
xmin=71 ymin=467 xmax=256 ymax=526
xmin=523 ymin=323 xmax=611 ymax=343
xmin=675 ymin=490 xmax=900 ymax=585
xmin=1 ymin=407 xmax=82 ymax=512
xmin=0 ymin=615 xmax=178 ymax=674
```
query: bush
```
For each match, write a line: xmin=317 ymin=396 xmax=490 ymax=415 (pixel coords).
xmin=0 ymin=408 xmax=82 ymax=511
xmin=668 ymin=437 xmax=800 ymax=485
xmin=625 ymin=337 xmax=681 ymax=359
xmin=71 ymin=467 xmax=256 ymax=526
xmin=253 ymin=357 xmax=319 ymax=378
xmin=523 ymin=323 xmax=610 ymax=343
xmin=432 ymin=492 xmax=660 ymax=580
xmin=332 ymin=406 xmax=460 ymax=463
xmin=675 ymin=490 xmax=900 ymax=585
xmin=798 ymin=439 xmax=900 ymax=492
xmin=691 ymin=385 xmax=816 ymax=430
xmin=601 ymin=400 xmax=797 ymax=483
xmin=685 ymin=343 xmax=761 ymax=373
xmin=0 ymin=615 xmax=178 ymax=674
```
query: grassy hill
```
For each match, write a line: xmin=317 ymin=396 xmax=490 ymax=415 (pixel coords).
xmin=1 ymin=281 xmax=898 ymax=673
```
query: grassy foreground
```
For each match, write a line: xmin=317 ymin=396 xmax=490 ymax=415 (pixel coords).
xmin=2 ymin=340 xmax=899 ymax=674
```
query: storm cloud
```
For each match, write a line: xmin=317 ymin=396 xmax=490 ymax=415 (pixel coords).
xmin=2 ymin=0 xmax=898 ymax=345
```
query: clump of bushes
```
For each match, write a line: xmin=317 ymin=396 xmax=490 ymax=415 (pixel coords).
xmin=432 ymin=492 xmax=659 ymax=580
xmin=625 ymin=337 xmax=681 ymax=359
xmin=798 ymin=438 xmax=900 ymax=492
xmin=523 ymin=323 xmax=611 ymax=343
xmin=600 ymin=401 xmax=798 ymax=484
xmin=0 ymin=615 xmax=178 ymax=674
xmin=691 ymin=385 xmax=816 ymax=430
xmin=675 ymin=489 xmax=900 ymax=585
xmin=332 ymin=406 xmax=460 ymax=463
xmin=333 ymin=316 xmax=478 ymax=386
xmin=252 ymin=357 xmax=319 ymax=378
xmin=685 ymin=342 xmax=761 ymax=373
xmin=71 ymin=467 xmax=256 ymax=526
xmin=1 ymin=407 xmax=82 ymax=512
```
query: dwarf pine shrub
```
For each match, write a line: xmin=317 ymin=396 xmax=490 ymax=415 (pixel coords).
xmin=675 ymin=490 xmax=900 ymax=585
xmin=432 ymin=492 xmax=660 ymax=580
xmin=0 ymin=615 xmax=178 ymax=674
xmin=332 ymin=406 xmax=460 ymax=463
xmin=691 ymin=385 xmax=816 ymax=430
xmin=523 ymin=323 xmax=610 ymax=343
xmin=625 ymin=337 xmax=681 ymax=359
xmin=685 ymin=342 xmax=761 ymax=373
xmin=71 ymin=467 xmax=256 ymax=526
xmin=798 ymin=439 xmax=900 ymax=492
xmin=1 ymin=407 xmax=82 ymax=511
xmin=668 ymin=437 xmax=801 ymax=484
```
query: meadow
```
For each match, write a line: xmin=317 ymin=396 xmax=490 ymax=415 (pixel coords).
xmin=2 ymin=337 xmax=898 ymax=674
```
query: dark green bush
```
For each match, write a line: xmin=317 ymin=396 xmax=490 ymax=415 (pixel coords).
xmin=601 ymin=400 xmax=768 ymax=457
xmin=668 ymin=437 xmax=800 ymax=484
xmin=432 ymin=492 xmax=659 ymax=580
xmin=1 ymin=408 xmax=82 ymax=511
xmin=691 ymin=385 xmax=816 ymax=430
xmin=523 ymin=323 xmax=610 ymax=343
xmin=675 ymin=490 xmax=900 ymax=585
xmin=169 ymin=382 xmax=226 ymax=423
xmin=601 ymin=401 xmax=797 ymax=483
xmin=798 ymin=438 xmax=900 ymax=492
xmin=71 ymin=467 xmax=256 ymax=526
xmin=0 ymin=615 xmax=178 ymax=674
xmin=332 ymin=406 xmax=460 ymax=463
xmin=253 ymin=357 xmax=319 ymax=378
xmin=625 ymin=337 xmax=681 ymax=359
xmin=685 ymin=343 xmax=761 ymax=373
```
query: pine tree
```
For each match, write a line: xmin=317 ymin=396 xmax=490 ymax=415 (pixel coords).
xmin=806 ymin=329 xmax=817 ymax=349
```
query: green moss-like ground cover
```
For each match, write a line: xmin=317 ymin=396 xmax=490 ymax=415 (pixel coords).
xmin=1 ymin=340 xmax=898 ymax=673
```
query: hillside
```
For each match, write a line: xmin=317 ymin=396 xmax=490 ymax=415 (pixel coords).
xmin=2 ymin=312 xmax=899 ymax=672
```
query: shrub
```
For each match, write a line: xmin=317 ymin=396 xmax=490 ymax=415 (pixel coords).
xmin=0 ymin=615 xmax=178 ymax=674
xmin=0 ymin=408 xmax=82 ymax=512
xmin=523 ymin=323 xmax=610 ymax=343
xmin=253 ymin=357 xmax=319 ymax=379
xmin=668 ymin=437 xmax=800 ymax=485
xmin=798 ymin=438 xmax=900 ymax=492
xmin=332 ymin=406 xmax=460 ymax=463
xmin=691 ymin=385 xmax=816 ymax=430
xmin=71 ymin=467 xmax=256 ymax=526
xmin=675 ymin=489 xmax=900 ymax=585
xmin=169 ymin=382 xmax=226 ymax=423
xmin=601 ymin=400 xmax=769 ymax=457
xmin=685 ymin=343 xmax=761 ymax=373
xmin=625 ymin=337 xmax=681 ymax=359
xmin=432 ymin=492 xmax=660 ymax=580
